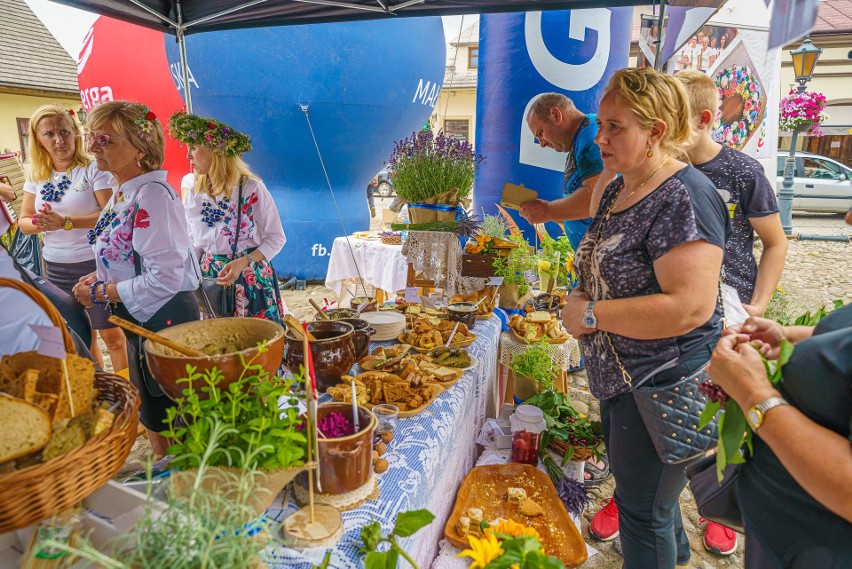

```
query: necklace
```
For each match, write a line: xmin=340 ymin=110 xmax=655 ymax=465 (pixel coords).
xmin=40 ymin=172 xmax=71 ymax=203
xmin=200 ymin=196 xmax=232 ymax=228
xmin=607 ymin=157 xmax=671 ymax=219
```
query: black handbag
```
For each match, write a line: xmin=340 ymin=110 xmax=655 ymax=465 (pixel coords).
xmin=10 ymin=229 xmax=43 ymax=277
xmin=686 ymin=453 xmax=743 ymax=533
xmin=195 ymin=178 xmax=243 ymax=318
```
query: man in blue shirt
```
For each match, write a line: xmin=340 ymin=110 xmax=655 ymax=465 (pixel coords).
xmin=520 ymin=93 xmax=609 ymax=251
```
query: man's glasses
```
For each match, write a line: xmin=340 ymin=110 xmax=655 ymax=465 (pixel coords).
xmin=85 ymin=133 xmax=126 ymax=148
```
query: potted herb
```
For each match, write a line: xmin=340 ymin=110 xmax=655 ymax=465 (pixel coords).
xmin=525 ymin=390 xmax=605 ymax=464
xmin=507 ymin=341 xmax=558 ymax=401
xmin=164 ymin=355 xmax=308 ymax=518
xmin=388 ymin=130 xmax=483 ymax=224
xmin=538 ymin=234 xmax=577 ymax=291
xmin=493 ymin=233 xmax=536 ymax=308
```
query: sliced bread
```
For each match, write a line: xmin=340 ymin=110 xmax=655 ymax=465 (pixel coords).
xmin=0 ymin=393 xmax=51 ymax=463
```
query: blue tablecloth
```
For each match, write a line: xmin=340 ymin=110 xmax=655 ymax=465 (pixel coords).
xmin=265 ymin=315 xmax=502 ymax=568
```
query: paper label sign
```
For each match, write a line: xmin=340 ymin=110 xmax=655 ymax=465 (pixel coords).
xmin=404 ymin=287 xmax=422 ymax=303
xmin=29 ymin=324 xmax=66 ymax=360
xmin=485 ymin=276 xmax=504 ymax=286
xmin=500 ymin=182 xmax=538 ymax=211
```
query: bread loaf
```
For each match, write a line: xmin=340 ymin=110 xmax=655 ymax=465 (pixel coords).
xmin=0 ymin=393 xmax=51 ymax=463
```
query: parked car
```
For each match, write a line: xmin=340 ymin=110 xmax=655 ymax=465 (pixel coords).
xmin=374 ymin=167 xmax=395 ymax=197
xmin=776 ymin=151 xmax=852 ymax=214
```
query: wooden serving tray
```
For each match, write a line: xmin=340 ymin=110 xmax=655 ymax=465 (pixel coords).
xmin=444 ymin=463 xmax=587 ymax=567
xmin=328 ymin=376 xmax=444 ymax=418
xmin=510 ymin=328 xmax=569 ymax=344
xmin=398 ymin=334 xmax=477 ymax=353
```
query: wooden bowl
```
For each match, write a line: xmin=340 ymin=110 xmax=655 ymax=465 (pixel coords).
xmin=144 ymin=317 xmax=285 ymax=401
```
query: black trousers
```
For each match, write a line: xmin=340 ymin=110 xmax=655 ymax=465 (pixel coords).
xmin=113 ymin=291 xmax=199 ymax=431
xmin=600 ymin=342 xmax=714 ymax=569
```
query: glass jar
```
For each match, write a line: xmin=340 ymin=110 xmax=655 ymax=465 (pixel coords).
xmin=509 ymin=405 xmax=546 ymax=466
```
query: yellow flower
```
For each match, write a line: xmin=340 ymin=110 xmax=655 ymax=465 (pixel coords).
xmin=458 ymin=533 xmax=504 ymax=568
xmin=486 ymin=518 xmax=540 ymax=541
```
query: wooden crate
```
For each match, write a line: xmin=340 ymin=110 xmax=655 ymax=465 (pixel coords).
xmin=461 ymin=254 xmax=497 ymax=277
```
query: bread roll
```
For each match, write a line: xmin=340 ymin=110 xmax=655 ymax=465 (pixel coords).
xmin=0 ymin=393 xmax=51 ymax=463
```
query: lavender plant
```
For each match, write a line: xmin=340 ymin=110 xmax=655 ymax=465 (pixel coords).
xmin=388 ymin=130 xmax=484 ymax=203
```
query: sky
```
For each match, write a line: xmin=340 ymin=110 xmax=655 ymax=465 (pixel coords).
xmin=25 ymin=0 xmax=478 ymax=61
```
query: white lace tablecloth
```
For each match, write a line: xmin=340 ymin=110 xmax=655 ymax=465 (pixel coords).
xmin=325 ymin=236 xmax=409 ymax=298
xmin=402 ymin=231 xmax=487 ymax=297
xmin=499 ymin=331 xmax=582 ymax=371
xmin=264 ymin=316 xmax=502 ymax=568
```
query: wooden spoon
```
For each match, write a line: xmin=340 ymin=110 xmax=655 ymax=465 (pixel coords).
xmin=107 ymin=315 xmax=206 ymax=357
xmin=284 ymin=314 xmax=317 ymax=342
xmin=309 ymin=299 xmax=330 ymax=320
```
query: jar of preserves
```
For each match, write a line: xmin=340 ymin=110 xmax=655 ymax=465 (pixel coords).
xmin=509 ymin=405 xmax=546 ymax=466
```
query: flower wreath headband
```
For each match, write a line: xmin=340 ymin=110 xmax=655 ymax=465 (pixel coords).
xmin=168 ymin=110 xmax=252 ymax=157
xmin=134 ymin=105 xmax=158 ymax=141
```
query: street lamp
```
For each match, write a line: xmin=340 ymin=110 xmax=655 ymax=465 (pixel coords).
xmin=779 ymin=36 xmax=823 ymax=235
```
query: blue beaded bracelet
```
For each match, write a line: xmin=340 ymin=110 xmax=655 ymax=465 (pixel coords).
xmin=101 ymin=281 xmax=110 ymax=304
xmin=90 ymin=280 xmax=105 ymax=305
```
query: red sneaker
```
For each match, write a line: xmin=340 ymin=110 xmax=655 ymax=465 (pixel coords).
xmin=702 ymin=519 xmax=737 ymax=556
xmin=590 ymin=498 xmax=620 ymax=541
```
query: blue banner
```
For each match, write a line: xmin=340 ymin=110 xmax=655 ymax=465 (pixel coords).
xmin=473 ymin=9 xmax=632 ymax=241
xmin=165 ymin=19 xmax=445 ymax=279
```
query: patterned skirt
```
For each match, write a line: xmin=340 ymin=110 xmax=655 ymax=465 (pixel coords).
xmin=200 ymin=251 xmax=287 ymax=324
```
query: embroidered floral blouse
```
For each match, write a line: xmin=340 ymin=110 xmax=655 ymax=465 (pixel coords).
xmin=183 ymin=176 xmax=286 ymax=261
xmin=91 ymin=170 xmax=199 ymax=322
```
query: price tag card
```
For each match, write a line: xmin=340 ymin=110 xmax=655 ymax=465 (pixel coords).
xmin=29 ymin=324 xmax=66 ymax=360
xmin=485 ymin=276 xmax=504 ymax=286
xmin=404 ymin=287 xmax=422 ymax=303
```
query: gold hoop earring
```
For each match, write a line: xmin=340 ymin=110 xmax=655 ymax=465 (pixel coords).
xmin=647 ymin=145 xmax=654 ymax=158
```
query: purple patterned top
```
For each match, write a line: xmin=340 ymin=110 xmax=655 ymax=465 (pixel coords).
xmin=575 ymin=165 xmax=730 ymax=400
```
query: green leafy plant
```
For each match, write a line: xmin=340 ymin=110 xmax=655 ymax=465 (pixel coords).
xmin=538 ymin=235 xmax=577 ymax=289
xmin=493 ymin=234 xmax=536 ymax=297
xmin=507 ymin=341 xmax=558 ymax=392
xmin=481 ymin=214 xmax=510 ymax=239
xmin=163 ymin=352 xmax=307 ymax=471
xmin=792 ymin=299 xmax=844 ymax=325
xmin=359 ymin=509 xmax=435 ymax=568
xmin=484 ymin=534 xmax=564 ymax=569
xmin=525 ymin=390 xmax=605 ymax=464
xmin=699 ymin=340 xmax=795 ymax=482
xmin=388 ymin=130 xmax=483 ymax=203
xmin=42 ymin=444 xmax=282 ymax=568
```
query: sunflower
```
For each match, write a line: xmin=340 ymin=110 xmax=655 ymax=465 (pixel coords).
xmin=485 ymin=518 xmax=540 ymax=541
xmin=457 ymin=533 xmax=504 ymax=568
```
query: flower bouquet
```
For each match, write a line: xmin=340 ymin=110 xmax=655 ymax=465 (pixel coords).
xmin=389 ymin=130 xmax=484 ymax=224
xmin=778 ymin=89 xmax=829 ymax=136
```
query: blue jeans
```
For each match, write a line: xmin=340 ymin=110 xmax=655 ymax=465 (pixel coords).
xmin=600 ymin=344 xmax=713 ymax=569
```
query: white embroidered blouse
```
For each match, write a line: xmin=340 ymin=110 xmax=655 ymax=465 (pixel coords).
xmin=91 ymin=170 xmax=199 ymax=322
xmin=183 ymin=176 xmax=286 ymax=261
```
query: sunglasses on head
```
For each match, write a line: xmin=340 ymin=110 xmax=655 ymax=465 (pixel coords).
xmin=85 ymin=133 xmax=126 ymax=148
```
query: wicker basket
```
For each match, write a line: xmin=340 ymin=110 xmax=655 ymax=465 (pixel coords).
xmin=549 ymin=440 xmax=595 ymax=463
xmin=380 ymin=234 xmax=403 ymax=245
xmin=0 ymin=278 xmax=141 ymax=533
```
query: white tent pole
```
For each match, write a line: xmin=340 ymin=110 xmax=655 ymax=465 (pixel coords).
xmin=291 ymin=0 xmax=388 ymax=14
xmin=176 ymin=1 xmax=192 ymax=112
xmin=185 ymin=0 xmax=273 ymax=29
xmin=653 ymin=1 xmax=666 ymax=71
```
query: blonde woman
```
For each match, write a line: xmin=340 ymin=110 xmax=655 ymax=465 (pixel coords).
xmin=72 ymin=101 xmax=200 ymax=457
xmin=169 ymin=111 xmax=287 ymax=322
xmin=18 ymin=103 xmax=127 ymax=371
xmin=561 ymin=68 xmax=730 ymax=568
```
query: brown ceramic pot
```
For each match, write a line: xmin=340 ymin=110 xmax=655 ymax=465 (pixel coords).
xmin=298 ymin=403 xmax=377 ymax=495
xmin=285 ymin=321 xmax=370 ymax=392
xmin=339 ymin=318 xmax=376 ymax=338
xmin=143 ymin=318 xmax=285 ymax=401
xmin=446 ymin=302 xmax=478 ymax=330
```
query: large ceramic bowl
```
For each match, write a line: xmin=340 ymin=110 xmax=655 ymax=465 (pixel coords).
xmin=144 ymin=317 xmax=285 ymax=401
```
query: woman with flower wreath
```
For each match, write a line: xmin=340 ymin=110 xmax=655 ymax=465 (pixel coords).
xmin=16 ymin=103 xmax=127 ymax=371
xmin=72 ymin=101 xmax=200 ymax=458
xmin=169 ymin=111 xmax=287 ymax=323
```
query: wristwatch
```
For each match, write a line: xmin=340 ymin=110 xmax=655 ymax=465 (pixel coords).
xmin=746 ymin=396 xmax=789 ymax=431
xmin=582 ymin=301 xmax=598 ymax=329
xmin=63 ymin=216 xmax=73 ymax=231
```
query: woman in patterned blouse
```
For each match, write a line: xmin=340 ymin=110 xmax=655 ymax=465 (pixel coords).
xmin=72 ymin=101 xmax=200 ymax=458
xmin=17 ymin=103 xmax=127 ymax=371
xmin=169 ymin=111 xmax=287 ymax=322
xmin=562 ymin=68 xmax=730 ymax=568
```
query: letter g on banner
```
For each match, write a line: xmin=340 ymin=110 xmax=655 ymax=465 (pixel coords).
xmin=525 ymin=9 xmax=611 ymax=92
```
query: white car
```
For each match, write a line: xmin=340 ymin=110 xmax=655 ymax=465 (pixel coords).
xmin=776 ymin=152 xmax=852 ymax=214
